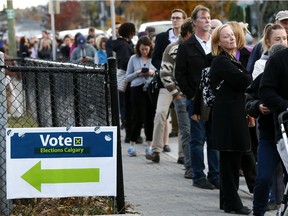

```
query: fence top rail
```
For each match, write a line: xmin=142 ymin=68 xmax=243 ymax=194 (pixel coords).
xmin=2 ymin=57 xmax=22 ymax=62
xmin=3 ymin=66 xmax=107 ymax=74
xmin=24 ymin=58 xmax=101 ymax=69
xmin=1 ymin=57 xmax=107 ymax=74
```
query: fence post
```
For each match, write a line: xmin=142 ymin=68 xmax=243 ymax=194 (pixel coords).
xmin=0 ymin=52 xmax=11 ymax=215
xmin=108 ymin=57 xmax=125 ymax=214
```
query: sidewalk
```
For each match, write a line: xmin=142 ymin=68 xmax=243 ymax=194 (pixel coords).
xmin=121 ymin=129 xmax=278 ymax=216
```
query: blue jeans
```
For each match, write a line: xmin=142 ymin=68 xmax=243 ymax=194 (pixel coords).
xmin=174 ymin=97 xmax=191 ymax=170
xmin=186 ymin=99 xmax=219 ymax=182
xmin=253 ymin=139 xmax=282 ymax=216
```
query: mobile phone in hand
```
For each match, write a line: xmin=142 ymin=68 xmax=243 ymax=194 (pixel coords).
xmin=141 ymin=68 xmax=149 ymax=73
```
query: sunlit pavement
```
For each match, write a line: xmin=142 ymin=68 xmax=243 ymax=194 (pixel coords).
xmin=120 ymin=126 xmax=277 ymax=216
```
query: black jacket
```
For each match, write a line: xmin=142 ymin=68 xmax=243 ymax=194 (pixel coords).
xmin=210 ymin=52 xmax=251 ymax=151
xmin=193 ymin=47 xmax=251 ymax=116
xmin=246 ymin=74 xmax=275 ymax=141
xmin=259 ymin=48 xmax=288 ymax=142
xmin=152 ymin=29 xmax=171 ymax=70
xmin=112 ymin=37 xmax=134 ymax=71
xmin=175 ymin=34 xmax=210 ymax=100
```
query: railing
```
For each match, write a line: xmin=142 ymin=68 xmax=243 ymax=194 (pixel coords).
xmin=0 ymin=54 xmax=125 ymax=215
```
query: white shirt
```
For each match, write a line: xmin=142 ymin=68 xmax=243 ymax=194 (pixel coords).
xmin=195 ymin=34 xmax=211 ymax=54
xmin=168 ymin=29 xmax=179 ymax=43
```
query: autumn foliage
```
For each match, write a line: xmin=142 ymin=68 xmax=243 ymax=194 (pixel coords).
xmin=53 ymin=1 xmax=83 ymax=31
xmin=40 ymin=0 xmax=235 ymax=31
xmin=122 ymin=1 xmax=232 ymax=22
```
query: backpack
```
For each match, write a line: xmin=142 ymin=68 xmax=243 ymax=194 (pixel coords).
xmin=199 ymin=67 xmax=224 ymax=107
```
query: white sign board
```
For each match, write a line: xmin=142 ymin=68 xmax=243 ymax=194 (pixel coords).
xmin=6 ymin=126 xmax=117 ymax=199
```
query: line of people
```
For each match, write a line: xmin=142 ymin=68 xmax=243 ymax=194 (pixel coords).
xmin=2 ymin=27 xmax=109 ymax=65
xmin=110 ymin=5 xmax=288 ymax=216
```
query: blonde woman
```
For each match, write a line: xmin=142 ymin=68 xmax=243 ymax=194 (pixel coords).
xmin=253 ymin=23 xmax=287 ymax=80
xmin=227 ymin=21 xmax=257 ymax=195
xmin=210 ymin=24 xmax=252 ymax=215
xmin=38 ymin=38 xmax=52 ymax=60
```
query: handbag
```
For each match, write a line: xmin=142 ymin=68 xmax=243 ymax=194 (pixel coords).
xmin=116 ymin=69 xmax=128 ymax=92
xmin=200 ymin=93 xmax=211 ymax=122
xmin=147 ymin=70 xmax=163 ymax=108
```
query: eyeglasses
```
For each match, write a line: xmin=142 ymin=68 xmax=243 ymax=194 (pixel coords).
xmin=171 ymin=16 xmax=183 ymax=20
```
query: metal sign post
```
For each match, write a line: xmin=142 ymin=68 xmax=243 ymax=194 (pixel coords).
xmin=49 ymin=0 xmax=60 ymax=61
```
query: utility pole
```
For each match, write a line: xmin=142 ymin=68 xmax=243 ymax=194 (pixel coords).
xmin=111 ymin=0 xmax=116 ymax=40
xmin=49 ymin=0 xmax=60 ymax=61
xmin=6 ymin=0 xmax=17 ymax=57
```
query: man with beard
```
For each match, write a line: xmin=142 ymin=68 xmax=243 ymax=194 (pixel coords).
xmin=175 ymin=5 xmax=219 ymax=190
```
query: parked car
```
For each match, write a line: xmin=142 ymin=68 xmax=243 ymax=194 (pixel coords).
xmin=105 ymin=21 xmax=173 ymax=45
xmin=138 ymin=21 xmax=172 ymax=34
xmin=58 ymin=28 xmax=107 ymax=39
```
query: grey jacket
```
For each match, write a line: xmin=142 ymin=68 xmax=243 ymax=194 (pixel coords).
xmin=70 ymin=44 xmax=96 ymax=63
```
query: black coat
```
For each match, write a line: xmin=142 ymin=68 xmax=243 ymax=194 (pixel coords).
xmin=38 ymin=47 xmax=52 ymax=60
xmin=111 ymin=37 xmax=134 ymax=71
xmin=210 ymin=52 xmax=252 ymax=151
xmin=259 ymin=48 xmax=288 ymax=142
xmin=19 ymin=44 xmax=31 ymax=58
xmin=151 ymin=29 xmax=171 ymax=70
xmin=175 ymin=34 xmax=210 ymax=100
xmin=238 ymin=47 xmax=251 ymax=68
xmin=245 ymin=74 xmax=275 ymax=141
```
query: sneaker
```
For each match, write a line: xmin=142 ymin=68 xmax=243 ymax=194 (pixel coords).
xmin=276 ymin=208 xmax=281 ymax=216
xmin=184 ymin=169 xmax=192 ymax=179
xmin=193 ymin=179 xmax=215 ymax=189
xmin=127 ymin=146 xmax=137 ymax=157
xmin=145 ymin=152 xmax=160 ymax=163
xmin=266 ymin=201 xmax=277 ymax=211
xmin=169 ymin=131 xmax=178 ymax=137
xmin=177 ymin=157 xmax=184 ymax=164
xmin=120 ymin=123 xmax=125 ymax=130
xmin=145 ymin=146 xmax=152 ymax=155
xmin=224 ymin=206 xmax=251 ymax=215
xmin=163 ymin=145 xmax=171 ymax=152
xmin=209 ymin=179 xmax=220 ymax=189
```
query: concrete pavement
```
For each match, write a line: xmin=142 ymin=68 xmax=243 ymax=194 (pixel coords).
xmin=121 ymin=130 xmax=278 ymax=216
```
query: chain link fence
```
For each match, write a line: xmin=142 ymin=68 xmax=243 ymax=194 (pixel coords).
xmin=0 ymin=54 xmax=124 ymax=215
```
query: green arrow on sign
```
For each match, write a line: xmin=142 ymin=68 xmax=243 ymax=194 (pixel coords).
xmin=21 ymin=161 xmax=100 ymax=192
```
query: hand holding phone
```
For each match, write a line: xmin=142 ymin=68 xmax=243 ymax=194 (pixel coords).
xmin=141 ymin=68 xmax=149 ymax=73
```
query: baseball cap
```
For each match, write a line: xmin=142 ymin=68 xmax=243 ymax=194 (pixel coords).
xmin=77 ymin=35 xmax=86 ymax=46
xmin=276 ymin=10 xmax=288 ymax=21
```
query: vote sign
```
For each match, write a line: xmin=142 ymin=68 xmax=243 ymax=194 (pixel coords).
xmin=6 ymin=126 xmax=117 ymax=199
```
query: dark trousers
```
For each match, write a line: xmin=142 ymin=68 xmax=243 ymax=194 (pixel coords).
xmin=220 ymin=151 xmax=244 ymax=211
xmin=187 ymin=99 xmax=219 ymax=182
xmin=129 ymin=85 xmax=155 ymax=142
xmin=170 ymin=105 xmax=178 ymax=134
xmin=241 ymin=150 xmax=256 ymax=193
xmin=124 ymin=84 xmax=132 ymax=140
xmin=249 ymin=126 xmax=258 ymax=161
xmin=253 ymin=139 xmax=282 ymax=215
xmin=119 ymin=91 xmax=126 ymax=126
